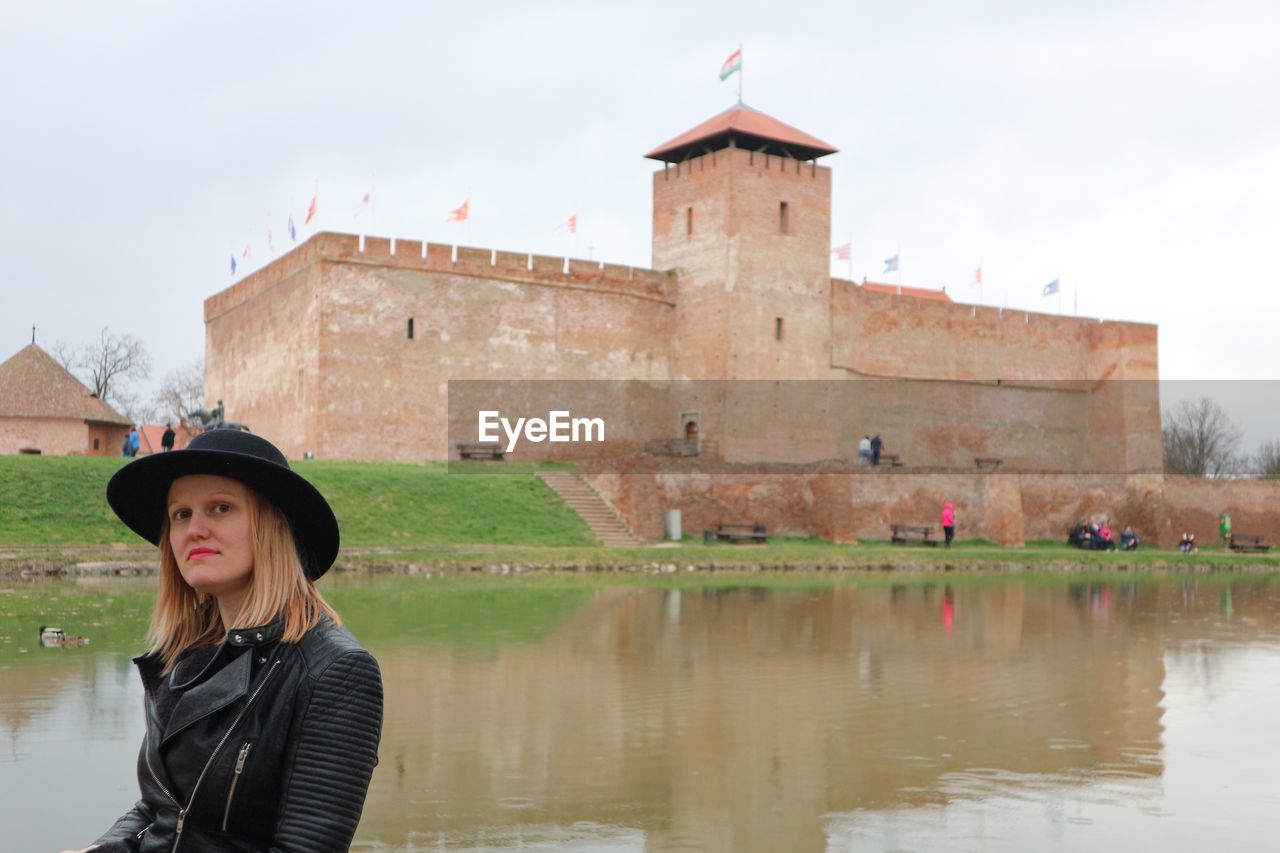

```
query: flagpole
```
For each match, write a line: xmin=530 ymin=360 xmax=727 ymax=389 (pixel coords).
xmin=847 ymin=234 xmax=852 ymax=283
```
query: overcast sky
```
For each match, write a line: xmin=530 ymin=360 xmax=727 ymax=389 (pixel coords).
xmin=3 ymin=2 xmax=1278 ymax=442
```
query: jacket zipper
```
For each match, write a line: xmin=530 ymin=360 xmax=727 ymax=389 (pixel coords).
xmin=221 ymin=742 xmax=253 ymax=831
xmin=169 ymin=658 xmax=283 ymax=853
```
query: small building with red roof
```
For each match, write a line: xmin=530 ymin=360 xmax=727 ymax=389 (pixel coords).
xmin=0 ymin=343 xmax=133 ymax=456
xmin=137 ymin=422 xmax=193 ymax=455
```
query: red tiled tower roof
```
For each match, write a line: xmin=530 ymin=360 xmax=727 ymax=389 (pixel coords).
xmin=645 ymin=103 xmax=838 ymax=163
xmin=0 ymin=344 xmax=131 ymax=424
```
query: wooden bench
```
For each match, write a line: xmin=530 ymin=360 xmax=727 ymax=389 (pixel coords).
xmin=704 ymin=522 xmax=768 ymax=544
xmin=890 ymin=524 xmax=938 ymax=546
xmin=878 ymin=454 xmax=904 ymax=467
xmin=455 ymin=442 xmax=504 ymax=460
xmin=975 ymin=457 xmax=1003 ymax=471
xmin=1229 ymin=533 xmax=1272 ymax=553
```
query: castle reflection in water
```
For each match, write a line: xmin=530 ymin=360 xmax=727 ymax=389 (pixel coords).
xmin=6 ymin=575 xmax=1279 ymax=852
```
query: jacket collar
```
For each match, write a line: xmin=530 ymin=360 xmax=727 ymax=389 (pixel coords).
xmin=153 ymin=618 xmax=286 ymax=746
xmin=163 ymin=650 xmax=253 ymax=746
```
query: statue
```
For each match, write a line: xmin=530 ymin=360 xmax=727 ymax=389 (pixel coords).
xmin=186 ymin=399 xmax=251 ymax=433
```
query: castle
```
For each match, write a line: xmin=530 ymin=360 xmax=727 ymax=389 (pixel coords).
xmin=202 ymin=105 xmax=1280 ymax=546
xmin=205 ymin=104 xmax=1159 ymax=470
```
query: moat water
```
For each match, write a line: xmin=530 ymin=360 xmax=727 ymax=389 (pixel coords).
xmin=4 ymin=573 xmax=1280 ymax=852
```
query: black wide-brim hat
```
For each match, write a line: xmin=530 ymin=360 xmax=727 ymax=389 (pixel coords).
xmin=106 ymin=429 xmax=339 ymax=580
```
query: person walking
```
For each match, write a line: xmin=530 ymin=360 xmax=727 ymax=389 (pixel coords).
xmin=870 ymin=434 xmax=883 ymax=466
xmin=858 ymin=435 xmax=871 ymax=465
xmin=62 ymin=430 xmax=383 ymax=853
xmin=941 ymin=501 xmax=956 ymax=548
xmin=160 ymin=422 xmax=176 ymax=452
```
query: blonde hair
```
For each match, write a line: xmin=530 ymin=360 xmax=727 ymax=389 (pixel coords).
xmin=148 ymin=486 xmax=340 ymax=671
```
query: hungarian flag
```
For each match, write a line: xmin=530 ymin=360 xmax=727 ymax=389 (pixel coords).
xmin=304 ymin=194 xmax=318 ymax=225
xmin=242 ymin=242 xmax=252 ymax=261
xmin=447 ymin=200 xmax=469 ymax=222
xmin=559 ymin=214 xmax=577 ymax=234
xmin=354 ymin=191 xmax=371 ymax=219
xmin=831 ymin=243 xmax=851 ymax=261
xmin=720 ymin=48 xmax=742 ymax=81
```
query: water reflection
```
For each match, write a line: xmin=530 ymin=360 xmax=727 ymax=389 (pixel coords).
xmin=4 ymin=575 xmax=1280 ymax=852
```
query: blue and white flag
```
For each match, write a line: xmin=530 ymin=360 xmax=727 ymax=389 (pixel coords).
xmin=230 ymin=254 xmax=237 ymax=276
xmin=288 ymin=215 xmax=296 ymax=242
xmin=883 ymin=255 xmax=899 ymax=274
xmin=1041 ymin=278 xmax=1060 ymax=297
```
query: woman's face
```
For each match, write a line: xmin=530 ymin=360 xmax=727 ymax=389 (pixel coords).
xmin=167 ymin=474 xmax=255 ymax=600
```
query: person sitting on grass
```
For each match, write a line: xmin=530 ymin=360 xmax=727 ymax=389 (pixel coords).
xmin=1097 ymin=522 xmax=1116 ymax=551
xmin=1120 ymin=526 xmax=1139 ymax=551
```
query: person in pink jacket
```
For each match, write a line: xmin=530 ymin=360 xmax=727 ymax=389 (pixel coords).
xmin=941 ymin=501 xmax=956 ymax=548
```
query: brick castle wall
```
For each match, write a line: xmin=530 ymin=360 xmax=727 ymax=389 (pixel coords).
xmin=592 ymin=472 xmax=1280 ymax=549
xmin=206 ymin=233 xmax=677 ymax=460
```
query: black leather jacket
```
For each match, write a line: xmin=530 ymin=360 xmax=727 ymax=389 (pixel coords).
xmin=91 ymin=617 xmax=383 ymax=852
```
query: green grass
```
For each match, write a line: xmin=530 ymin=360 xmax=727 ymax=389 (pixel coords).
xmin=0 ymin=456 xmax=595 ymax=547
xmin=335 ymin=535 xmax=1280 ymax=571
xmin=1 ymin=456 xmax=1276 ymax=572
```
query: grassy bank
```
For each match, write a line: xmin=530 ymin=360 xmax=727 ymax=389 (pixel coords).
xmin=0 ymin=456 xmax=594 ymax=547
xmin=1 ymin=456 xmax=1277 ymax=574
xmin=331 ymin=536 xmax=1280 ymax=572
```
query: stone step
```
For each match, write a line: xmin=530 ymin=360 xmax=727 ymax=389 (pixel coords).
xmin=536 ymin=471 xmax=641 ymax=547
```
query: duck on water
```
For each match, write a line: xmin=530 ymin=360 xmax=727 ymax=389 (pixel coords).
xmin=38 ymin=626 xmax=89 ymax=647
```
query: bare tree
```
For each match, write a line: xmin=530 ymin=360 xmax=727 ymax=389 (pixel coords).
xmin=153 ymin=357 xmax=205 ymax=432
xmin=1253 ymin=440 xmax=1280 ymax=480
xmin=1162 ymin=397 xmax=1242 ymax=478
xmin=55 ymin=327 xmax=152 ymax=409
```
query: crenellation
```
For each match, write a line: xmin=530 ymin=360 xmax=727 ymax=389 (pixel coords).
xmin=452 ymin=245 xmax=492 ymax=268
xmin=568 ymin=258 xmax=604 ymax=281
xmin=528 ymin=252 xmax=567 ymax=277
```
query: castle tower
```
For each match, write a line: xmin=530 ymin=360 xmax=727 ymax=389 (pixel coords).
xmin=647 ymin=104 xmax=838 ymax=381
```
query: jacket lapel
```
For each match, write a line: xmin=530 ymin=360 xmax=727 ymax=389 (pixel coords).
xmin=162 ymin=648 xmax=252 ymax=746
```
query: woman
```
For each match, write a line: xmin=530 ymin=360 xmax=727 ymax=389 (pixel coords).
xmin=940 ymin=501 xmax=956 ymax=548
xmin=63 ymin=429 xmax=382 ymax=853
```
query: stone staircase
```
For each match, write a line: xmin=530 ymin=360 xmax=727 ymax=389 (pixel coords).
xmin=537 ymin=471 xmax=641 ymax=547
